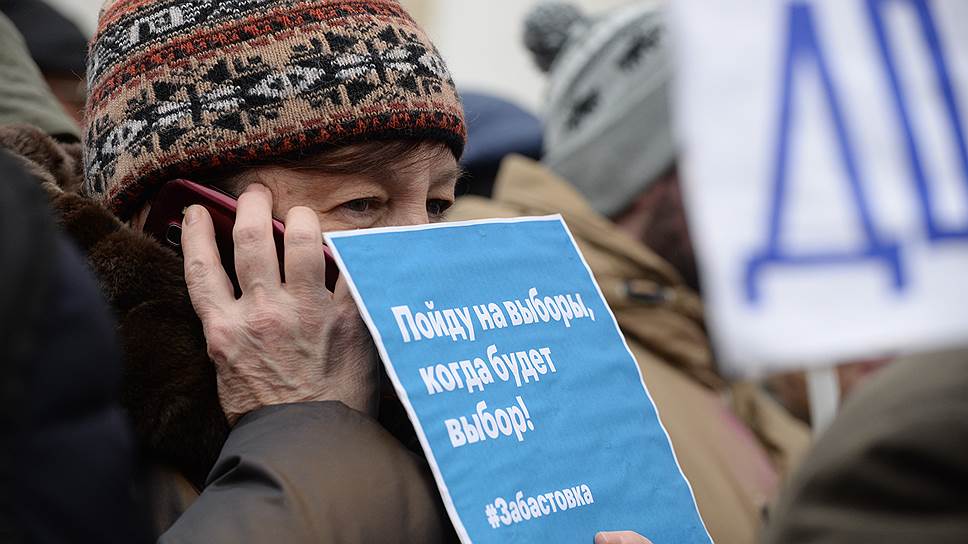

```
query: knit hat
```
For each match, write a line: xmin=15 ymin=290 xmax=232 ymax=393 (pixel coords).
xmin=83 ymin=0 xmax=466 ymax=219
xmin=524 ymin=1 xmax=673 ymax=217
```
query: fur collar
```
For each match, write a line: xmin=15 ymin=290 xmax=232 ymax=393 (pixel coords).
xmin=1 ymin=125 xmax=228 ymax=487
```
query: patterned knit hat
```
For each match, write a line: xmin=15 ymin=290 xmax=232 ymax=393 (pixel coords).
xmin=525 ymin=1 xmax=671 ymax=217
xmin=83 ymin=0 xmax=466 ymax=219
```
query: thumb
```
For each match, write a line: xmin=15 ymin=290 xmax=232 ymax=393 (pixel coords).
xmin=595 ymin=532 xmax=653 ymax=544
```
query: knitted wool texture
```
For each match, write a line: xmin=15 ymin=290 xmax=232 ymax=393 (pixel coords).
xmin=83 ymin=0 xmax=466 ymax=219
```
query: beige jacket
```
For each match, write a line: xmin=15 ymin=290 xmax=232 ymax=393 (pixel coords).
xmin=450 ymin=156 xmax=810 ymax=543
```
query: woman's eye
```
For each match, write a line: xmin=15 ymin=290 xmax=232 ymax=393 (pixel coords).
xmin=427 ymin=199 xmax=453 ymax=217
xmin=343 ymin=198 xmax=376 ymax=213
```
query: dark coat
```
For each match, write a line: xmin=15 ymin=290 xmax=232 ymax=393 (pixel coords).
xmin=0 ymin=124 xmax=455 ymax=543
xmin=763 ymin=349 xmax=968 ymax=544
xmin=0 ymin=124 xmax=230 ymax=488
xmin=0 ymin=150 xmax=148 ymax=544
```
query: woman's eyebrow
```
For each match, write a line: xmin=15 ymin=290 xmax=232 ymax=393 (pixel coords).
xmin=431 ymin=164 xmax=465 ymax=187
xmin=359 ymin=161 xmax=463 ymax=187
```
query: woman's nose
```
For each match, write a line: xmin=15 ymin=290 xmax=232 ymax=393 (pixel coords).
xmin=385 ymin=202 xmax=431 ymax=227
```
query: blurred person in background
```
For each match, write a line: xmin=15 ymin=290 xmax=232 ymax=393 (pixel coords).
xmin=0 ymin=0 xmax=469 ymax=541
xmin=0 ymin=26 xmax=141 ymax=542
xmin=762 ymin=357 xmax=893 ymax=425
xmin=0 ymin=0 xmax=88 ymax=124
xmin=762 ymin=348 xmax=968 ymax=543
xmin=458 ymin=90 xmax=543 ymax=198
xmin=522 ymin=1 xmax=698 ymax=293
xmin=0 ymin=149 xmax=148 ymax=544
xmin=0 ymin=12 xmax=80 ymax=141
xmin=449 ymin=3 xmax=811 ymax=541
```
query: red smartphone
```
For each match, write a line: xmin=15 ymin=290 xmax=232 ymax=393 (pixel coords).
xmin=143 ymin=179 xmax=339 ymax=293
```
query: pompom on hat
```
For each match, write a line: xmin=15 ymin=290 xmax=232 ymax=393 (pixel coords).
xmin=83 ymin=0 xmax=466 ymax=219
xmin=523 ymin=3 xmax=589 ymax=73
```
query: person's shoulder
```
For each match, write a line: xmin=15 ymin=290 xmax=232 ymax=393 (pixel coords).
xmin=837 ymin=349 xmax=968 ymax=427
xmin=764 ymin=350 xmax=968 ymax=543
xmin=827 ymin=349 xmax=968 ymax=469
xmin=800 ymin=350 xmax=968 ymax=474
xmin=0 ymin=123 xmax=84 ymax=193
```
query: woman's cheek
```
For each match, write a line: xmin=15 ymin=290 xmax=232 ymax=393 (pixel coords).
xmin=316 ymin=215 xmax=355 ymax=233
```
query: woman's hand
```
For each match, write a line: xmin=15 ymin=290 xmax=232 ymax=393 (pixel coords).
xmin=182 ymin=184 xmax=377 ymax=425
xmin=595 ymin=532 xmax=653 ymax=544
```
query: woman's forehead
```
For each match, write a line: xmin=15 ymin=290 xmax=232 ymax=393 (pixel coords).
xmin=247 ymin=148 xmax=460 ymax=194
xmin=227 ymin=141 xmax=458 ymax=189
xmin=305 ymin=142 xmax=454 ymax=175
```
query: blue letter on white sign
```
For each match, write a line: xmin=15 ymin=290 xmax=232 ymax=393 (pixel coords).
xmin=867 ymin=0 xmax=968 ymax=241
xmin=746 ymin=2 xmax=904 ymax=304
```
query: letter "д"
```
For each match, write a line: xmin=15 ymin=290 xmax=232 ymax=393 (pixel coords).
xmin=745 ymin=2 xmax=904 ymax=304
xmin=867 ymin=0 xmax=968 ymax=242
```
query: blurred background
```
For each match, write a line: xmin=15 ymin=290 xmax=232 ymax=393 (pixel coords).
xmin=29 ymin=0 xmax=630 ymax=111
xmin=400 ymin=0 xmax=630 ymax=109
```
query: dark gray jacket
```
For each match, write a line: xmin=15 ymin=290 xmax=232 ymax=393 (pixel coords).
xmin=763 ymin=349 xmax=968 ymax=544
xmin=162 ymin=402 xmax=454 ymax=543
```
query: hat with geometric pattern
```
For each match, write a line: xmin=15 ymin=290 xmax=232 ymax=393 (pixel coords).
xmin=83 ymin=0 xmax=466 ymax=219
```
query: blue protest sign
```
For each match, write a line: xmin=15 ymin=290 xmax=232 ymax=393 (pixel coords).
xmin=325 ymin=216 xmax=710 ymax=544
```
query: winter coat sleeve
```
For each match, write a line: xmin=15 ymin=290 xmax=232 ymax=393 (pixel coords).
xmin=159 ymin=402 xmax=458 ymax=544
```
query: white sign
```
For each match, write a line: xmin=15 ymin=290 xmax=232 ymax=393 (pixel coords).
xmin=672 ymin=0 xmax=968 ymax=377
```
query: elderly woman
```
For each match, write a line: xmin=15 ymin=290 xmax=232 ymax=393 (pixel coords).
xmin=0 ymin=0 xmax=465 ymax=541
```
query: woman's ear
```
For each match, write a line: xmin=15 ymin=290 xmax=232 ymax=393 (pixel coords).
xmin=130 ymin=202 xmax=151 ymax=231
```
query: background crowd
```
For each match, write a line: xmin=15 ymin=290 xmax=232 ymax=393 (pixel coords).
xmin=1 ymin=0 xmax=965 ymax=543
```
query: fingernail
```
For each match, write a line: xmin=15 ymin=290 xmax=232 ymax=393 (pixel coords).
xmin=595 ymin=533 xmax=610 ymax=544
xmin=185 ymin=205 xmax=202 ymax=225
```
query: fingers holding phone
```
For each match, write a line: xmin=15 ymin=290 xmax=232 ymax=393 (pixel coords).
xmin=181 ymin=204 xmax=234 ymax=320
xmin=283 ymin=206 xmax=328 ymax=297
xmin=232 ymin=183 xmax=281 ymax=294
xmin=181 ymin=183 xmax=377 ymax=425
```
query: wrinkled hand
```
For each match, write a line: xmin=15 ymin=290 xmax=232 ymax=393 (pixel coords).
xmin=182 ymin=184 xmax=377 ymax=425
xmin=595 ymin=532 xmax=652 ymax=544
